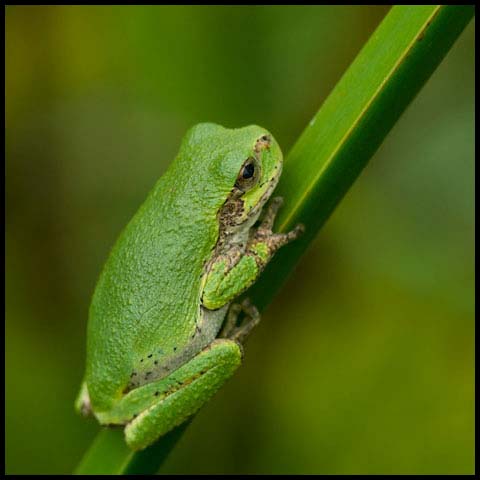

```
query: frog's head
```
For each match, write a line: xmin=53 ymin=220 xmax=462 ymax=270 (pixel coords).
xmin=179 ymin=123 xmax=283 ymax=227
xmin=217 ymin=124 xmax=283 ymax=226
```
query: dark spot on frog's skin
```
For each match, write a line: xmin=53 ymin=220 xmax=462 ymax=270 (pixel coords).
xmin=130 ymin=372 xmax=137 ymax=377
xmin=140 ymin=358 xmax=144 ymax=363
xmin=177 ymin=381 xmax=183 ymax=385
xmin=154 ymin=391 xmax=159 ymax=396
xmin=173 ymin=347 xmax=177 ymax=351
xmin=133 ymin=413 xmax=138 ymax=419
xmin=154 ymin=360 xmax=158 ymax=365
xmin=148 ymin=354 xmax=153 ymax=358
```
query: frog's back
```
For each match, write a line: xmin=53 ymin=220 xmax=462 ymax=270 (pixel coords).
xmin=86 ymin=123 xmax=262 ymax=411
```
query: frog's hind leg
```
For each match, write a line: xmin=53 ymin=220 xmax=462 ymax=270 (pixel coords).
xmin=219 ymin=298 xmax=260 ymax=344
xmin=74 ymin=380 xmax=92 ymax=417
xmin=124 ymin=338 xmax=242 ymax=451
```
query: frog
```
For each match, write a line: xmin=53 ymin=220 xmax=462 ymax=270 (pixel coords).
xmin=75 ymin=123 xmax=303 ymax=451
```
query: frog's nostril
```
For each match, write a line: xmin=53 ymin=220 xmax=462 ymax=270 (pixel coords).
xmin=254 ymin=135 xmax=271 ymax=153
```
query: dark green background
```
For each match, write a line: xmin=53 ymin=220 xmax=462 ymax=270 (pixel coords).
xmin=5 ymin=6 xmax=474 ymax=474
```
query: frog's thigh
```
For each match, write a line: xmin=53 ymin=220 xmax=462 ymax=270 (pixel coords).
xmin=125 ymin=338 xmax=242 ymax=451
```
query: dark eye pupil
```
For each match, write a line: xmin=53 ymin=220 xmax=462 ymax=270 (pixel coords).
xmin=242 ymin=163 xmax=255 ymax=179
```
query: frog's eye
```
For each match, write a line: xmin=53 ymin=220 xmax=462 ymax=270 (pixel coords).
xmin=235 ymin=157 xmax=260 ymax=192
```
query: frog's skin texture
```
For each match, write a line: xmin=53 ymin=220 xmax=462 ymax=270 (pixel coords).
xmin=75 ymin=123 xmax=303 ymax=451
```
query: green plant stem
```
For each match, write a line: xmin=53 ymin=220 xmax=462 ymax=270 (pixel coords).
xmin=74 ymin=5 xmax=474 ymax=475
xmin=250 ymin=5 xmax=475 ymax=311
xmin=75 ymin=421 xmax=191 ymax=475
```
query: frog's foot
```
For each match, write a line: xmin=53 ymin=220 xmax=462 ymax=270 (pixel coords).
xmin=253 ymin=196 xmax=304 ymax=254
xmin=202 ymin=198 xmax=303 ymax=311
xmin=219 ymin=298 xmax=260 ymax=344
xmin=257 ymin=196 xmax=284 ymax=233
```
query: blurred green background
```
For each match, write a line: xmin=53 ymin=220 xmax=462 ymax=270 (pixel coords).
xmin=5 ymin=5 xmax=474 ymax=475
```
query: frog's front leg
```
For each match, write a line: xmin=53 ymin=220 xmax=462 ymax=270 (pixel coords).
xmin=254 ymin=196 xmax=304 ymax=247
xmin=202 ymin=197 xmax=303 ymax=310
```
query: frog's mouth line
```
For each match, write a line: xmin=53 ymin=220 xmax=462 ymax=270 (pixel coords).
xmin=218 ymin=171 xmax=280 ymax=231
xmin=243 ymin=166 xmax=282 ymax=224
xmin=215 ymin=137 xmax=282 ymax=248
